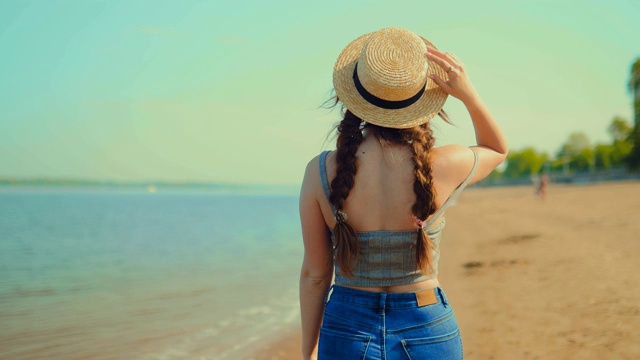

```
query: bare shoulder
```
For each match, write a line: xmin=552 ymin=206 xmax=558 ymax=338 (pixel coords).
xmin=311 ymin=150 xmax=337 ymax=181
xmin=302 ymin=155 xmax=321 ymax=185
xmin=432 ymin=144 xmax=507 ymax=185
xmin=431 ymin=144 xmax=474 ymax=161
xmin=430 ymin=144 xmax=476 ymax=185
xmin=301 ymin=153 xmax=326 ymax=199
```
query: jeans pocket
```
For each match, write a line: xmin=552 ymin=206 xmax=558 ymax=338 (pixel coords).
xmin=318 ymin=327 xmax=371 ymax=360
xmin=400 ymin=328 xmax=462 ymax=360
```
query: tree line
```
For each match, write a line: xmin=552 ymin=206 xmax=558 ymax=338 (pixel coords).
xmin=489 ymin=57 xmax=640 ymax=181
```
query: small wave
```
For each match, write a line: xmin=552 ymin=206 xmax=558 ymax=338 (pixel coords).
xmin=239 ymin=306 xmax=272 ymax=316
xmin=0 ymin=287 xmax=57 ymax=300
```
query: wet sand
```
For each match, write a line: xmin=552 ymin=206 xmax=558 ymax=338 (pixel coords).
xmin=252 ymin=181 xmax=640 ymax=359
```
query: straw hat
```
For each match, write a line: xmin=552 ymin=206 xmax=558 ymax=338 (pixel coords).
xmin=333 ymin=27 xmax=449 ymax=129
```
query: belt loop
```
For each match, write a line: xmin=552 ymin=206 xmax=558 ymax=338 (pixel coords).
xmin=437 ymin=287 xmax=448 ymax=308
xmin=378 ymin=292 xmax=387 ymax=315
xmin=324 ymin=285 xmax=334 ymax=305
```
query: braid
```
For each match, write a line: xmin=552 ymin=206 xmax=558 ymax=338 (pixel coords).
xmin=409 ymin=123 xmax=438 ymax=275
xmin=326 ymin=104 xmax=441 ymax=277
xmin=329 ymin=110 xmax=364 ymax=277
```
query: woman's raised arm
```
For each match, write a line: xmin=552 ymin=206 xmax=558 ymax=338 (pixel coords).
xmin=427 ymin=46 xmax=508 ymax=183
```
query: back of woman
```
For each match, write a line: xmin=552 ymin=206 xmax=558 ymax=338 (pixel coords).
xmin=320 ymin=134 xmax=472 ymax=232
xmin=299 ymin=27 xmax=508 ymax=360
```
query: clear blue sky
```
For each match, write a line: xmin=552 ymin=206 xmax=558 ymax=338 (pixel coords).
xmin=1 ymin=0 xmax=638 ymax=184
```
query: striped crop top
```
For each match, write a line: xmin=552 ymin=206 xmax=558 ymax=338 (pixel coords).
xmin=319 ymin=148 xmax=478 ymax=287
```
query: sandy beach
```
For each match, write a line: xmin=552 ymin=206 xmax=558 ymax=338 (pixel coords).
xmin=252 ymin=181 xmax=640 ymax=359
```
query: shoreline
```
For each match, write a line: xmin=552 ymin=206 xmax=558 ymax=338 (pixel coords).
xmin=251 ymin=182 xmax=640 ymax=359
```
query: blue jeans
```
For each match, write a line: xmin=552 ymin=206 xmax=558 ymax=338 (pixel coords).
xmin=318 ymin=285 xmax=463 ymax=360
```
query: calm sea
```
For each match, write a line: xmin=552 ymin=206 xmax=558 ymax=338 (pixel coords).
xmin=0 ymin=187 xmax=303 ymax=359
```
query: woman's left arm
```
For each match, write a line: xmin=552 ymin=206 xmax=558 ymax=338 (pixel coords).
xmin=299 ymin=156 xmax=334 ymax=360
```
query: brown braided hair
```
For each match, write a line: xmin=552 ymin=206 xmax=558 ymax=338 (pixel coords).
xmin=406 ymin=124 xmax=438 ymax=275
xmin=329 ymin=110 xmax=364 ymax=277
xmin=329 ymin=106 xmax=446 ymax=277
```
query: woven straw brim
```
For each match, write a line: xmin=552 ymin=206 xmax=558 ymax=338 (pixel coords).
xmin=333 ymin=32 xmax=449 ymax=129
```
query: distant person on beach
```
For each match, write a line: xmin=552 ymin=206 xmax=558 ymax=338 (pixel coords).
xmin=535 ymin=172 xmax=550 ymax=201
xmin=298 ymin=28 xmax=507 ymax=359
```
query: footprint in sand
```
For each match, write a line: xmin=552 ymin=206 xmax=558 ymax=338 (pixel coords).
xmin=498 ymin=233 xmax=540 ymax=245
xmin=463 ymin=261 xmax=484 ymax=269
xmin=462 ymin=259 xmax=528 ymax=271
xmin=489 ymin=259 xmax=528 ymax=267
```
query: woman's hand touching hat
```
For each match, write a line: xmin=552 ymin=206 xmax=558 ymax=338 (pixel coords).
xmin=427 ymin=46 xmax=479 ymax=105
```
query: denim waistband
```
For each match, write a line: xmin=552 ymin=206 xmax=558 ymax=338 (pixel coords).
xmin=326 ymin=285 xmax=449 ymax=310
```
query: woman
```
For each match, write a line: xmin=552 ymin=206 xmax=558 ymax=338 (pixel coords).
xmin=299 ymin=27 xmax=507 ymax=359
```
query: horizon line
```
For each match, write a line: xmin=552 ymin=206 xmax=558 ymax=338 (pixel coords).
xmin=0 ymin=177 xmax=301 ymax=188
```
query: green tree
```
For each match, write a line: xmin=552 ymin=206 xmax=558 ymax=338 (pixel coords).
xmin=594 ymin=143 xmax=614 ymax=169
xmin=504 ymin=147 xmax=549 ymax=178
xmin=626 ymin=58 xmax=640 ymax=168
xmin=557 ymin=132 xmax=594 ymax=172
xmin=629 ymin=58 xmax=640 ymax=125
xmin=607 ymin=116 xmax=633 ymax=167
xmin=612 ymin=140 xmax=633 ymax=166
xmin=609 ymin=116 xmax=632 ymax=142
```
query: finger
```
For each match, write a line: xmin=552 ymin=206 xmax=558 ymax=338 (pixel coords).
xmin=444 ymin=52 xmax=460 ymax=66
xmin=426 ymin=52 xmax=452 ymax=72
xmin=425 ymin=46 xmax=448 ymax=60
xmin=427 ymin=46 xmax=463 ymax=71
xmin=428 ymin=46 xmax=462 ymax=67
xmin=426 ymin=45 xmax=445 ymax=56
xmin=429 ymin=74 xmax=451 ymax=92
xmin=446 ymin=52 xmax=464 ymax=67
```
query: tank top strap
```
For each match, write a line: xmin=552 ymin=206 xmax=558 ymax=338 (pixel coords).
xmin=318 ymin=151 xmax=336 ymax=215
xmin=424 ymin=147 xmax=479 ymax=228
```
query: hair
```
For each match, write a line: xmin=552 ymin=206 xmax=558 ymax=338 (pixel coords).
xmin=328 ymin=100 xmax=448 ymax=277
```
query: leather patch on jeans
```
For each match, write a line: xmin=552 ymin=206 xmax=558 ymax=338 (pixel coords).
xmin=415 ymin=289 xmax=438 ymax=307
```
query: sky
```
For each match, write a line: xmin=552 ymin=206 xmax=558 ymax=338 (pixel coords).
xmin=0 ymin=0 xmax=638 ymax=185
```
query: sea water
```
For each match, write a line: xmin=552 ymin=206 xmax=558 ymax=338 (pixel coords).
xmin=0 ymin=187 xmax=302 ymax=359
